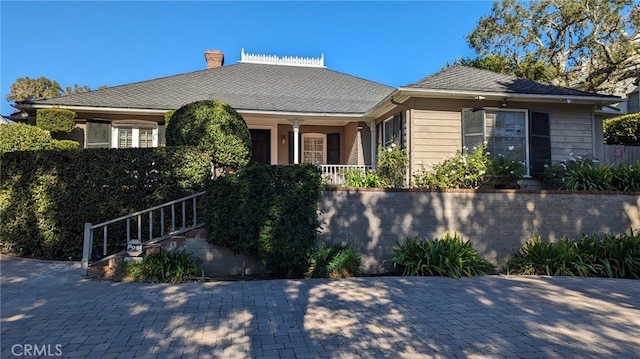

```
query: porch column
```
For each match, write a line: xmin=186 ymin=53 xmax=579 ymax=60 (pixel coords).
xmin=368 ymin=121 xmax=376 ymax=168
xmin=292 ymin=120 xmax=300 ymax=164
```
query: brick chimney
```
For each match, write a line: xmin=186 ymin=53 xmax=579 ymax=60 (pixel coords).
xmin=204 ymin=50 xmax=224 ymax=69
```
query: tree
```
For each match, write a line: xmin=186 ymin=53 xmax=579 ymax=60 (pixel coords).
xmin=5 ymin=77 xmax=62 ymax=103
xmin=5 ymin=76 xmax=106 ymax=103
xmin=452 ymin=53 xmax=558 ymax=83
xmin=466 ymin=0 xmax=640 ymax=93
xmin=166 ymin=100 xmax=252 ymax=170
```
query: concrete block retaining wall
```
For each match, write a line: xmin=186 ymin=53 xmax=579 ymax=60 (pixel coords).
xmin=318 ymin=189 xmax=640 ymax=274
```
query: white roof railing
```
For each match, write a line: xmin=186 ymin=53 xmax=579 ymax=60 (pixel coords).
xmin=240 ymin=48 xmax=325 ymax=68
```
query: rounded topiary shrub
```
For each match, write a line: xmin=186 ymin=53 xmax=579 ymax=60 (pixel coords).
xmin=166 ymin=100 xmax=251 ymax=169
xmin=36 ymin=108 xmax=77 ymax=133
xmin=603 ymin=113 xmax=640 ymax=146
xmin=0 ymin=123 xmax=54 ymax=153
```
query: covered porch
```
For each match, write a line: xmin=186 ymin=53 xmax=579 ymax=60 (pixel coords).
xmin=244 ymin=116 xmax=378 ymax=184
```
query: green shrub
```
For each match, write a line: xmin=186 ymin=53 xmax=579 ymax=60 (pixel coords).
xmin=487 ymin=154 xmax=527 ymax=188
xmin=603 ymin=113 xmax=640 ymax=146
xmin=36 ymin=108 xmax=77 ymax=133
xmin=540 ymin=153 xmax=640 ymax=191
xmin=164 ymin=110 xmax=176 ymax=125
xmin=0 ymin=123 xmax=54 ymax=153
xmin=574 ymin=233 xmax=640 ymax=279
xmin=0 ymin=147 xmax=212 ymax=260
xmin=391 ymin=233 xmax=494 ymax=278
xmin=341 ymin=168 xmax=384 ymax=188
xmin=563 ymin=160 xmax=615 ymax=191
xmin=205 ymin=164 xmax=322 ymax=277
xmin=376 ymin=142 xmax=409 ymax=188
xmin=166 ymin=99 xmax=251 ymax=170
xmin=507 ymin=233 xmax=640 ymax=278
xmin=306 ymin=244 xmax=363 ymax=278
xmin=122 ymin=248 xmax=201 ymax=283
xmin=52 ymin=139 xmax=80 ymax=150
xmin=506 ymin=236 xmax=596 ymax=276
xmin=413 ymin=145 xmax=490 ymax=189
xmin=611 ymin=162 xmax=640 ymax=192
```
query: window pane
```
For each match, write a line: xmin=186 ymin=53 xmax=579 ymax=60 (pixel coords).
xmin=119 ymin=128 xmax=133 ymax=148
xmin=384 ymin=119 xmax=393 ymax=145
xmin=487 ymin=111 xmax=525 ymax=163
xmin=139 ymin=128 xmax=153 ymax=148
xmin=462 ymin=109 xmax=484 ymax=151
xmin=86 ymin=121 xmax=110 ymax=148
xmin=303 ymin=136 xmax=324 ymax=164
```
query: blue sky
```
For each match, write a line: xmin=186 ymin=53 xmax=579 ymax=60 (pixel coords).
xmin=0 ymin=1 xmax=494 ymax=116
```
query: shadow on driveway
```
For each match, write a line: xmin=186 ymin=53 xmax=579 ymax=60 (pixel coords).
xmin=1 ymin=254 xmax=639 ymax=358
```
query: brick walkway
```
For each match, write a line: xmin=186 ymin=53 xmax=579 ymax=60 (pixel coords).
xmin=1 ymin=254 xmax=639 ymax=358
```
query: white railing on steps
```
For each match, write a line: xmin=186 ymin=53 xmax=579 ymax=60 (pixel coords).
xmin=81 ymin=191 xmax=206 ymax=273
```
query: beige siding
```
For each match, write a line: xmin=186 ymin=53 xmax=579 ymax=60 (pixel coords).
xmin=410 ymin=109 xmax=462 ymax=170
xmin=527 ymin=103 xmax=594 ymax=162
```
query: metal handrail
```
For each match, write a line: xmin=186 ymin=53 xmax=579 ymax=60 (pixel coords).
xmin=81 ymin=191 xmax=206 ymax=273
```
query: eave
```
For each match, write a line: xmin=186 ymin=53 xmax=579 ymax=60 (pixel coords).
xmin=365 ymin=88 xmax=623 ymax=119
xmin=17 ymin=103 xmax=369 ymax=122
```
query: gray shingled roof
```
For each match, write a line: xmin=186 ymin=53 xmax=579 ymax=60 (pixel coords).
xmin=404 ymin=65 xmax=620 ymax=99
xmin=35 ymin=63 xmax=394 ymax=114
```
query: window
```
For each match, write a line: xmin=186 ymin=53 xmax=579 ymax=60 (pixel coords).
xmin=112 ymin=126 xmax=158 ymax=148
xmin=118 ymin=128 xmax=133 ymax=148
xmin=463 ymin=109 xmax=529 ymax=174
xmin=302 ymin=134 xmax=326 ymax=164
xmin=139 ymin=128 xmax=154 ymax=148
xmin=382 ymin=112 xmax=404 ymax=147
xmin=86 ymin=120 xmax=111 ymax=148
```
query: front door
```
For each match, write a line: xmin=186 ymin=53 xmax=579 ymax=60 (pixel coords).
xmin=250 ymin=129 xmax=271 ymax=165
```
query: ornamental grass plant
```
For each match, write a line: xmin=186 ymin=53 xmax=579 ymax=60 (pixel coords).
xmin=391 ymin=233 xmax=494 ymax=278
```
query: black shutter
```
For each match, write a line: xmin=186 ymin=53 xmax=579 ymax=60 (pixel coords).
xmin=288 ymin=132 xmax=302 ymax=164
xmin=327 ymin=133 xmax=340 ymax=164
xmin=529 ymin=111 xmax=551 ymax=177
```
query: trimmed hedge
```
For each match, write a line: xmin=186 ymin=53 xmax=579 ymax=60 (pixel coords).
xmin=603 ymin=113 xmax=640 ymax=145
xmin=205 ymin=164 xmax=322 ymax=277
xmin=36 ymin=108 xmax=77 ymax=133
xmin=0 ymin=147 xmax=212 ymax=260
xmin=0 ymin=123 xmax=55 ymax=152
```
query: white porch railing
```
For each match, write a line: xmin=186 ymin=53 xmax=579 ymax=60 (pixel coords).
xmin=81 ymin=191 xmax=206 ymax=273
xmin=319 ymin=165 xmax=374 ymax=185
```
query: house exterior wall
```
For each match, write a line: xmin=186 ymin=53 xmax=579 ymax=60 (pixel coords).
xmin=405 ymin=98 xmax=596 ymax=177
xmin=319 ymin=189 xmax=640 ymax=274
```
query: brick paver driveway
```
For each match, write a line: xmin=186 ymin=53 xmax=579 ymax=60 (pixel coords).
xmin=1 ymin=254 xmax=639 ymax=358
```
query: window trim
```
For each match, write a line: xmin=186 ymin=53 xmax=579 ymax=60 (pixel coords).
xmin=111 ymin=125 xmax=158 ymax=148
xmin=301 ymin=133 xmax=327 ymax=165
xmin=462 ymin=107 xmax=531 ymax=177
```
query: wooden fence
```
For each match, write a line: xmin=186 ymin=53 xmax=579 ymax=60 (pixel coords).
xmin=600 ymin=145 xmax=640 ymax=166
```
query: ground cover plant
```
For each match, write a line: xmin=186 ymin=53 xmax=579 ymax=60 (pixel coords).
xmin=542 ymin=154 xmax=640 ymax=191
xmin=391 ymin=233 xmax=494 ymax=278
xmin=507 ymin=233 xmax=640 ymax=278
xmin=115 ymin=248 xmax=201 ymax=283
xmin=305 ymin=243 xmax=363 ymax=278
